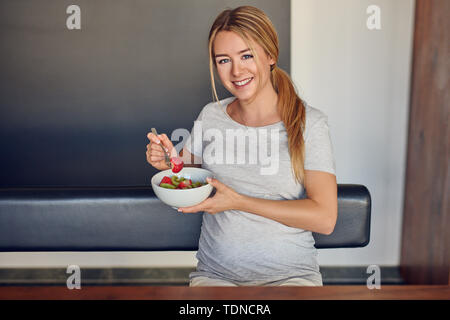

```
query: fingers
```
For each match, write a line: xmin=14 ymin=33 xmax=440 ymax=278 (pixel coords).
xmin=147 ymin=132 xmax=168 ymax=154
xmin=146 ymin=145 xmax=165 ymax=161
xmin=146 ymin=141 xmax=165 ymax=155
xmin=158 ymin=133 xmax=173 ymax=149
xmin=179 ymin=198 xmax=212 ymax=214
xmin=178 ymin=205 xmax=200 ymax=213
xmin=149 ymin=132 xmax=178 ymax=158
xmin=146 ymin=141 xmax=165 ymax=166
xmin=150 ymin=155 xmax=164 ymax=162
xmin=149 ymin=143 xmax=167 ymax=154
xmin=147 ymin=132 xmax=170 ymax=151
xmin=160 ymin=134 xmax=179 ymax=158
xmin=147 ymin=132 xmax=161 ymax=144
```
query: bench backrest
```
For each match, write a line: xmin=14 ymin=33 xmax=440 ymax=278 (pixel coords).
xmin=0 ymin=184 xmax=370 ymax=251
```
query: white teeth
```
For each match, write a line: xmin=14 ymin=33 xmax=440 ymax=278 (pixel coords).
xmin=234 ymin=78 xmax=252 ymax=86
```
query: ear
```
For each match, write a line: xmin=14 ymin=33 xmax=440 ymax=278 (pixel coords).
xmin=267 ymin=54 xmax=276 ymax=66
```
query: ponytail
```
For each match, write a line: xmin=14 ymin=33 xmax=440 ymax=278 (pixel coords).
xmin=271 ymin=66 xmax=306 ymax=184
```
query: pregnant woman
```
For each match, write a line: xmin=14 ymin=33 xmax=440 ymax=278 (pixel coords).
xmin=146 ymin=6 xmax=337 ymax=286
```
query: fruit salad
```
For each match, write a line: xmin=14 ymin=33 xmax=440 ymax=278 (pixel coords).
xmin=159 ymin=175 xmax=206 ymax=189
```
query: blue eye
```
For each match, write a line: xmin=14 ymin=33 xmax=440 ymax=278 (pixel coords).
xmin=217 ymin=54 xmax=252 ymax=65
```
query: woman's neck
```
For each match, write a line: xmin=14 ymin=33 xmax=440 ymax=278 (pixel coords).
xmin=236 ymin=83 xmax=279 ymax=125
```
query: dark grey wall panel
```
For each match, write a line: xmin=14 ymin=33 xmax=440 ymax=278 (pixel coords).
xmin=0 ymin=0 xmax=290 ymax=187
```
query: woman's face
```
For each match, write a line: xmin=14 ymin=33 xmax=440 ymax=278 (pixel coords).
xmin=213 ymin=31 xmax=275 ymax=102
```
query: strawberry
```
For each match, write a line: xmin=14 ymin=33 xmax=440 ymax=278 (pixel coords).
xmin=159 ymin=176 xmax=172 ymax=186
xmin=170 ymin=156 xmax=184 ymax=173
xmin=178 ymin=179 xmax=192 ymax=189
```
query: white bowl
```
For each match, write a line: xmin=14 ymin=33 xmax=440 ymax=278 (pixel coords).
xmin=151 ymin=167 xmax=214 ymax=209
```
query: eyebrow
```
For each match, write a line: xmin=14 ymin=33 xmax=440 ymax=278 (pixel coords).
xmin=214 ymin=48 xmax=251 ymax=58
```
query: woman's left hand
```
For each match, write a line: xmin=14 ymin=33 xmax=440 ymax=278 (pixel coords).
xmin=178 ymin=177 xmax=241 ymax=214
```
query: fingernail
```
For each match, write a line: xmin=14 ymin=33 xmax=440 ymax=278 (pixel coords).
xmin=177 ymin=209 xmax=182 ymax=212
xmin=206 ymin=177 xmax=211 ymax=183
xmin=156 ymin=139 xmax=161 ymax=144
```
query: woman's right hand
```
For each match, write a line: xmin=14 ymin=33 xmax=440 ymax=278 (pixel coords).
xmin=146 ymin=132 xmax=178 ymax=171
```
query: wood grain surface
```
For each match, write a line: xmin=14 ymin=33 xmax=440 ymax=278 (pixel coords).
xmin=0 ymin=285 xmax=448 ymax=300
xmin=401 ymin=0 xmax=450 ymax=284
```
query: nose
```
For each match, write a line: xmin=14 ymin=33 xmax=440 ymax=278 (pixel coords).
xmin=231 ymin=60 xmax=244 ymax=77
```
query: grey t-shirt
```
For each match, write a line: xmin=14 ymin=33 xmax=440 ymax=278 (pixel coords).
xmin=184 ymin=96 xmax=336 ymax=285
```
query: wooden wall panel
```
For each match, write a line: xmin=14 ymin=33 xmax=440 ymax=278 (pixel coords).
xmin=400 ymin=0 xmax=449 ymax=285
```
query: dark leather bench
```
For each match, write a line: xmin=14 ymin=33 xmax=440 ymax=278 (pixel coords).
xmin=0 ymin=184 xmax=371 ymax=251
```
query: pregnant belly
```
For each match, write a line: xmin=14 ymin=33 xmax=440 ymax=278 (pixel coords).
xmin=197 ymin=212 xmax=318 ymax=280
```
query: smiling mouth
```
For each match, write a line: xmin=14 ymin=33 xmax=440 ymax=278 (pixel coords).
xmin=232 ymin=77 xmax=253 ymax=88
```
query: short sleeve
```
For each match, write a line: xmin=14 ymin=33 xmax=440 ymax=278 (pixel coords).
xmin=184 ymin=107 xmax=206 ymax=158
xmin=304 ymin=116 xmax=336 ymax=175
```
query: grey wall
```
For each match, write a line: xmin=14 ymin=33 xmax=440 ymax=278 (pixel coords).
xmin=0 ymin=0 xmax=290 ymax=187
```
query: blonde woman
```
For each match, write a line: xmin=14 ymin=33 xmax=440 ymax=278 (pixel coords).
xmin=146 ymin=6 xmax=337 ymax=286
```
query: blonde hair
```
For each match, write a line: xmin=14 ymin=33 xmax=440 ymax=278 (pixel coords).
xmin=208 ymin=6 xmax=307 ymax=184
